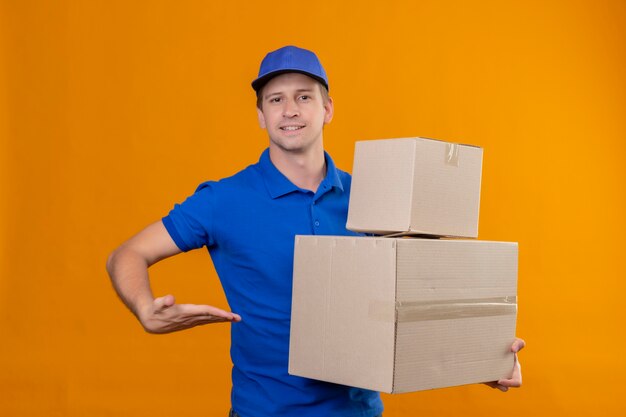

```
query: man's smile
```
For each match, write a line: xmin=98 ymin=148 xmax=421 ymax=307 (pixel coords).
xmin=279 ymin=124 xmax=305 ymax=131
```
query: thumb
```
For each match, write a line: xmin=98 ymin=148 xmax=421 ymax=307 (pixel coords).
xmin=154 ymin=294 xmax=176 ymax=311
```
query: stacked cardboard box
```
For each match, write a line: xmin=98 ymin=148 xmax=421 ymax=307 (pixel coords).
xmin=289 ymin=137 xmax=518 ymax=393
xmin=346 ymin=138 xmax=483 ymax=238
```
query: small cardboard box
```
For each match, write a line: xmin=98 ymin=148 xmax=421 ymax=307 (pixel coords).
xmin=346 ymin=138 xmax=483 ymax=238
xmin=289 ymin=236 xmax=518 ymax=393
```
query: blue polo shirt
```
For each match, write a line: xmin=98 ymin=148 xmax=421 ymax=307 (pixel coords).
xmin=162 ymin=149 xmax=383 ymax=417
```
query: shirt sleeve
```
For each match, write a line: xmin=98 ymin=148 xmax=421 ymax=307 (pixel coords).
xmin=162 ymin=181 xmax=216 ymax=252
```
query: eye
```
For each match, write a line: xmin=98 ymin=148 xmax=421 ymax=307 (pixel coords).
xmin=299 ymin=95 xmax=311 ymax=101
xmin=269 ymin=97 xmax=282 ymax=103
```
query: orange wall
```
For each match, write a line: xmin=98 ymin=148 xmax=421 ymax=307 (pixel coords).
xmin=1 ymin=0 xmax=625 ymax=416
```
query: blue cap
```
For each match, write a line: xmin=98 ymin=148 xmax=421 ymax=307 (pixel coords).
xmin=252 ymin=45 xmax=329 ymax=92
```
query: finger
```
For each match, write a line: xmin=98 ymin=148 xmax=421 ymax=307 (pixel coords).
xmin=163 ymin=294 xmax=176 ymax=307
xmin=498 ymin=354 xmax=522 ymax=388
xmin=153 ymin=294 xmax=176 ymax=312
xmin=188 ymin=315 xmax=235 ymax=325
xmin=179 ymin=304 xmax=242 ymax=322
xmin=498 ymin=378 xmax=521 ymax=388
xmin=512 ymin=337 xmax=526 ymax=353
xmin=484 ymin=381 xmax=509 ymax=392
xmin=178 ymin=312 xmax=244 ymax=329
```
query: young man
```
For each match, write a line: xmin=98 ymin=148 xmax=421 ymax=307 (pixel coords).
xmin=107 ymin=46 xmax=523 ymax=417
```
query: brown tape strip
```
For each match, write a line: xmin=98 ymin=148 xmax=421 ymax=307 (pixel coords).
xmin=445 ymin=142 xmax=460 ymax=166
xmin=369 ymin=296 xmax=517 ymax=322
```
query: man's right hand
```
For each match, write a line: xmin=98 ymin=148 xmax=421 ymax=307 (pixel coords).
xmin=138 ymin=294 xmax=242 ymax=334
xmin=107 ymin=221 xmax=242 ymax=334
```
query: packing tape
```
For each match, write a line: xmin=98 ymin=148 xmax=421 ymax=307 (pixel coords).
xmin=445 ymin=142 xmax=460 ymax=167
xmin=369 ymin=296 xmax=517 ymax=322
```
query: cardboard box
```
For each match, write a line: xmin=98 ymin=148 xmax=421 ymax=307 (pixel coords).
xmin=346 ymin=138 xmax=483 ymax=238
xmin=289 ymin=236 xmax=518 ymax=393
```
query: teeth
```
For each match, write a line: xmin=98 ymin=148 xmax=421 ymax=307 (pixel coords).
xmin=281 ymin=126 xmax=303 ymax=131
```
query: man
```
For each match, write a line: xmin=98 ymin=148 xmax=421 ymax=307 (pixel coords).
xmin=107 ymin=46 xmax=523 ymax=417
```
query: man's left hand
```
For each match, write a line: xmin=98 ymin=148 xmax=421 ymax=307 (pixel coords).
xmin=484 ymin=337 xmax=525 ymax=392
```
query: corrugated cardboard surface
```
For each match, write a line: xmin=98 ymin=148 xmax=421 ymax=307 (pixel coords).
xmin=393 ymin=239 xmax=518 ymax=392
xmin=289 ymin=237 xmax=398 ymax=392
xmin=347 ymin=139 xmax=416 ymax=233
xmin=289 ymin=236 xmax=518 ymax=393
xmin=346 ymin=138 xmax=483 ymax=237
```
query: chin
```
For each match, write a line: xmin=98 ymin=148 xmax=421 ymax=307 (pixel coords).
xmin=269 ymin=131 xmax=323 ymax=153
xmin=275 ymin=142 xmax=314 ymax=155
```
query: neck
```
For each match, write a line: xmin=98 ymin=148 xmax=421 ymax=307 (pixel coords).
xmin=268 ymin=144 xmax=326 ymax=192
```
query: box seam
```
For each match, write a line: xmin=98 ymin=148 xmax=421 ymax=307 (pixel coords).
xmin=407 ymin=140 xmax=417 ymax=232
xmin=391 ymin=240 xmax=399 ymax=393
xmin=322 ymin=237 xmax=332 ymax=377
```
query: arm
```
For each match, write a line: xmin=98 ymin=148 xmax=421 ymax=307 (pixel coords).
xmin=106 ymin=220 xmax=241 ymax=334
xmin=485 ymin=337 xmax=525 ymax=392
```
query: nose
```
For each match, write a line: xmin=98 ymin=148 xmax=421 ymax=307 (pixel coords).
xmin=282 ymin=99 xmax=299 ymax=118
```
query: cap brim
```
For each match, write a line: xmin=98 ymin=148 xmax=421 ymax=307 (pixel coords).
xmin=251 ymin=69 xmax=328 ymax=93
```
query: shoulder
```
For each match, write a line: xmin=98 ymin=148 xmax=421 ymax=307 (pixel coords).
xmin=195 ymin=161 xmax=261 ymax=195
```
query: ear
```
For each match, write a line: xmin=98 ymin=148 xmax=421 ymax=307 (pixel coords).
xmin=323 ymin=97 xmax=334 ymax=125
xmin=257 ymin=107 xmax=267 ymax=129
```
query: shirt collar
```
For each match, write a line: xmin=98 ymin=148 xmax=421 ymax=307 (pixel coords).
xmin=258 ymin=148 xmax=345 ymax=199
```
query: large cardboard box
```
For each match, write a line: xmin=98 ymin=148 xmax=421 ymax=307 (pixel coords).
xmin=289 ymin=236 xmax=518 ymax=393
xmin=346 ymin=138 xmax=483 ymax=238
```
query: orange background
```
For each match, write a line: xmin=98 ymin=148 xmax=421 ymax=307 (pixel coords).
xmin=1 ymin=0 xmax=625 ymax=416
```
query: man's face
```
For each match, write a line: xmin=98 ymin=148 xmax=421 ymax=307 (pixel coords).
xmin=257 ymin=72 xmax=333 ymax=155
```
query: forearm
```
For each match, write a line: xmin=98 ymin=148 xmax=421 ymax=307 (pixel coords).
xmin=106 ymin=246 xmax=155 ymax=319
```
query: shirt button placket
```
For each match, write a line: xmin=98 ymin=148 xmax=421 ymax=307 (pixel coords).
xmin=311 ymin=198 xmax=320 ymax=233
